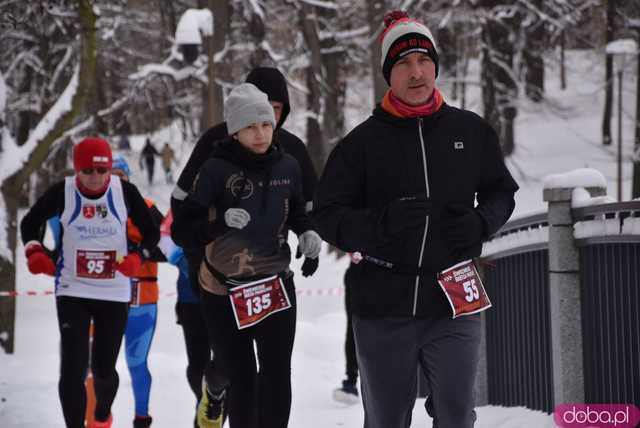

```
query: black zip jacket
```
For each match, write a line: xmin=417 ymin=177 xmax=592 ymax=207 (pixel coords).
xmin=172 ymin=139 xmax=312 ymax=281
xmin=313 ymin=103 xmax=519 ymax=318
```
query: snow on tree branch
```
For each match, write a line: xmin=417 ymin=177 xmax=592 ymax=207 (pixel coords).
xmin=298 ymin=0 xmax=339 ymax=10
xmin=0 ymin=64 xmax=78 ymax=183
xmin=248 ymin=0 xmax=265 ymax=19
xmin=175 ymin=8 xmax=214 ymax=45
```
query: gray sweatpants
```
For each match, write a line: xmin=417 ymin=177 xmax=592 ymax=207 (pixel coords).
xmin=352 ymin=314 xmax=481 ymax=428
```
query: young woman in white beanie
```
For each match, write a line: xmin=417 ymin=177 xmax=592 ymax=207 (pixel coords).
xmin=172 ymin=83 xmax=321 ymax=428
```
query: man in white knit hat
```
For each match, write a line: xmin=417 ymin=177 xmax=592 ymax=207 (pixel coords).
xmin=313 ymin=10 xmax=518 ymax=428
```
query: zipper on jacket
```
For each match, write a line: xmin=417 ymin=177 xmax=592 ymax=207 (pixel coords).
xmin=413 ymin=117 xmax=431 ymax=316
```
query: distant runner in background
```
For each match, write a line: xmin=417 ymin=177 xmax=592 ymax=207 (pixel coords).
xmin=140 ymin=138 xmax=159 ymax=186
xmin=161 ymin=143 xmax=176 ymax=184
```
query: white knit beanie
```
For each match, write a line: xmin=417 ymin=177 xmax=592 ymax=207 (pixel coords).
xmin=380 ymin=11 xmax=439 ymax=83
xmin=224 ymin=83 xmax=276 ymax=135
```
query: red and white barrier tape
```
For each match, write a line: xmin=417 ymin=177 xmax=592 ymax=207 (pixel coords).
xmin=0 ymin=290 xmax=55 ymax=297
xmin=1 ymin=287 xmax=344 ymax=298
xmin=295 ymin=287 xmax=343 ymax=297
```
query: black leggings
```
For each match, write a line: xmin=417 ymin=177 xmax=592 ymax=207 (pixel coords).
xmin=144 ymin=159 xmax=155 ymax=185
xmin=344 ymin=264 xmax=358 ymax=383
xmin=176 ymin=302 xmax=211 ymax=405
xmin=56 ymin=296 xmax=129 ymax=428
xmin=200 ymin=276 xmax=297 ymax=428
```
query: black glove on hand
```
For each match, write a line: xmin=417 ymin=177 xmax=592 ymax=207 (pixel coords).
xmin=296 ymin=247 xmax=319 ymax=277
xmin=205 ymin=217 xmax=229 ymax=242
xmin=442 ymin=204 xmax=485 ymax=249
xmin=301 ymin=257 xmax=319 ymax=277
xmin=383 ymin=195 xmax=432 ymax=237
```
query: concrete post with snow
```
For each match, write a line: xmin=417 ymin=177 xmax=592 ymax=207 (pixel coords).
xmin=542 ymin=168 xmax=606 ymax=406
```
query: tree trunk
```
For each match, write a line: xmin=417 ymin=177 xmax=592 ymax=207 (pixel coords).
xmin=0 ymin=0 xmax=97 ymax=354
xmin=523 ymin=1 xmax=545 ymax=102
xmin=560 ymin=30 xmax=567 ymax=90
xmin=248 ymin=10 xmax=267 ymax=67
xmin=320 ymin=8 xmax=346 ymax=169
xmin=201 ymin=0 xmax=229 ymax=130
xmin=438 ymin=28 xmax=457 ymax=100
xmin=481 ymin=1 xmax=518 ymax=156
xmin=16 ymin=68 xmax=35 ymax=146
xmin=367 ymin=0 xmax=387 ymax=104
xmin=632 ymin=27 xmax=640 ymax=198
xmin=602 ymin=0 xmax=615 ymax=146
xmin=481 ymin=45 xmax=498 ymax=134
xmin=299 ymin=4 xmax=326 ymax=175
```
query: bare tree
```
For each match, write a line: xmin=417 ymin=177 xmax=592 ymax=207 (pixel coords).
xmin=367 ymin=0 xmax=388 ymax=103
xmin=299 ymin=2 xmax=327 ymax=174
xmin=479 ymin=1 xmax=518 ymax=156
xmin=318 ymin=4 xmax=348 ymax=160
xmin=602 ymin=0 xmax=615 ymax=146
xmin=0 ymin=0 xmax=98 ymax=354
xmin=522 ymin=0 xmax=545 ymax=102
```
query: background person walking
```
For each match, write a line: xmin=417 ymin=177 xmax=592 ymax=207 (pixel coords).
xmin=140 ymin=138 xmax=160 ymax=186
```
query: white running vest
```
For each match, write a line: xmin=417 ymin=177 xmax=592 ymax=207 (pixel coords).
xmin=56 ymin=176 xmax=131 ymax=302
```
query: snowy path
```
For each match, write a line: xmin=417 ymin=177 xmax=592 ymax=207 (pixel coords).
xmin=0 ymin=242 xmax=554 ymax=427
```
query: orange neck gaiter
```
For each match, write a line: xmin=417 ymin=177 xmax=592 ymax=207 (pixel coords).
xmin=381 ymin=87 xmax=444 ymax=118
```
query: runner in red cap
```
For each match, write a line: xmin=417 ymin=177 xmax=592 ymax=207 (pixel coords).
xmin=20 ymin=137 xmax=160 ymax=428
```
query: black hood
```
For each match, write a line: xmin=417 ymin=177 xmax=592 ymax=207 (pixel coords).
xmin=245 ymin=67 xmax=291 ymax=129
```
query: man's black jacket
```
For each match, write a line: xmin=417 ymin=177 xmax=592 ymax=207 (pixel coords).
xmin=313 ymin=103 xmax=519 ymax=318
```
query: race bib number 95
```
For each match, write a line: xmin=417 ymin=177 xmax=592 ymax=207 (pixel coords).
xmin=437 ymin=260 xmax=491 ymax=318
xmin=229 ymin=275 xmax=291 ymax=330
xmin=76 ymin=250 xmax=116 ymax=279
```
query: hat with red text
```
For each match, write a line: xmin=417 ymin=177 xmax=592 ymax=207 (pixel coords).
xmin=73 ymin=137 xmax=112 ymax=171
xmin=380 ymin=10 xmax=439 ymax=84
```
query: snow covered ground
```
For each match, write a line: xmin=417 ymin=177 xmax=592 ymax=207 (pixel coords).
xmin=0 ymin=49 xmax=636 ymax=427
xmin=0 ymin=244 xmax=554 ymax=428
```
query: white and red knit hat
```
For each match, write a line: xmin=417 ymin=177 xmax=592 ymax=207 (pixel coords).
xmin=73 ymin=137 xmax=112 ymax=171
xmin=380 ymin=11 xmax=439 ymax=84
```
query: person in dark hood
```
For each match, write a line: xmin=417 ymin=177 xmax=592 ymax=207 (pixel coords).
xmin=172 ymin=83 xmax=319 ymax=428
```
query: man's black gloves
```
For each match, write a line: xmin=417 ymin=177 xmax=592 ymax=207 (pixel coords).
xmin=441 ymin=204 xmax=485 ymax=249
xmin=382 ymin=195 xmax=432 ymax=237
xmin=301 ymin=257 xmax=319 ymax=277
xmin=296 ymin=247 xmax=319 ymax=277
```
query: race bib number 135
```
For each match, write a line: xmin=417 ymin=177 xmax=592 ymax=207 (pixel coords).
xmin=437 ymin=260 xmax=491 ymax=319
xmin=229 ymin=275 xmax=291 ymax=329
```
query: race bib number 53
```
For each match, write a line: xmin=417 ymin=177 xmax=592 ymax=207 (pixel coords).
xmin=229 ymin=275 xmax=292 ymax=329
xmin=76 ymin=250 xmax=116 ymax=279
xmin=437 ymin=260 xmax=491 ymax=318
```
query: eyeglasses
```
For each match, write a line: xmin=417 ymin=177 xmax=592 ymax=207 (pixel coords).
xmin=80 ymin=167 xmax=109 ymax=175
